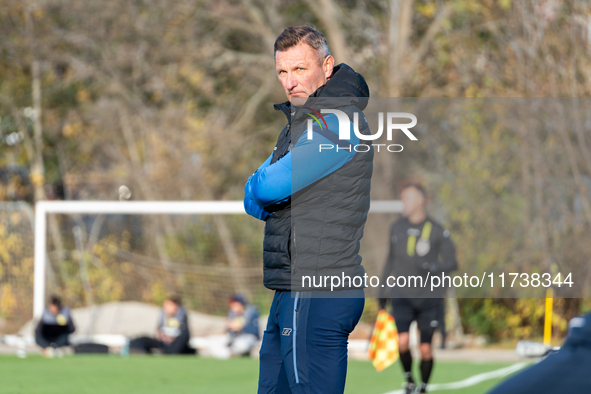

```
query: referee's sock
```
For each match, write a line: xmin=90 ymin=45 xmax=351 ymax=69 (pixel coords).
xmin=420 ymin=358 xmax=434 ymax=385
xmin=399 ymin=350 xmax=414 ymax=383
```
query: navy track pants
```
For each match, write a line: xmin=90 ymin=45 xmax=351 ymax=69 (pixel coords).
xmin=258 ymin=290 xmax=365 ymax=394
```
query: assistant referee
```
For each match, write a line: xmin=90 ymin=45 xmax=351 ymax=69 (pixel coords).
xmin=380 ymin=183 xmax=458 ymax=394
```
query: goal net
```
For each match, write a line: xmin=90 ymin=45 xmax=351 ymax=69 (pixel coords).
xmin=33 ymin=201 xmax=269 ymax=319
xmin=0 ymin=202 xmax=35 ymax=334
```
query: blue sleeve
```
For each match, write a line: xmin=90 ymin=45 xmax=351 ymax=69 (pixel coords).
xmin=249 ymin=153 xmax=291 ymax=206
xmin=244 ymin=153 xmax=274 ymax=221
xmin=250 ymin=114 xmax=358 ymax=207
xmin=257 ymin=153 xmax=273 ymax=171
xmin=244 ymin=193 xmax=271 ymax=220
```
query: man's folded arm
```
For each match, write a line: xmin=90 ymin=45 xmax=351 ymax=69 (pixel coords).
xmin=244 ymin=153 xmax=274 ymax=220
xmin=249 ymin=114 xmax=359 ymax=207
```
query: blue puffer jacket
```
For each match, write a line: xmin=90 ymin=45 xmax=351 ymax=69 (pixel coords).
xmin=246 ymin=63 xmax=373 ymax=291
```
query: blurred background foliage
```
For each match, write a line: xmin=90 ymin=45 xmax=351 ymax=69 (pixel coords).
xmin=1 ymin=0 xmax=591 ymax=341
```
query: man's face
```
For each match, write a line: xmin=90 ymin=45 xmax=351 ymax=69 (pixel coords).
xmin=401 ymin=187 xmax=425 ymax=218
xmin=229 ymin=301 xmax=245 ymax=315
xmin=162 ymin=300 xmax=179 ymax=317
xmin=48 ymin=304 xmax=59 ymax=316
xmin=275 ymin=43 xmax=335 ymax=106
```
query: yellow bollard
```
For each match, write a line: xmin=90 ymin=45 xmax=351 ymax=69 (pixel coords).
xmin=543 ymin=288 xmax=554 ymax=346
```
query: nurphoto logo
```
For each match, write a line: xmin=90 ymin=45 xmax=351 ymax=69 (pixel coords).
xmin=305 ymin=109 xmax=418 ymax=153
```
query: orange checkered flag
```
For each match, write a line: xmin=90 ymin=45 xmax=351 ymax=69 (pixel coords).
xmin=368 ymin=309 xmax=399 ymax=371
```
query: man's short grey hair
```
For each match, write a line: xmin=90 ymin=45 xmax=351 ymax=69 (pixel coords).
xmin=274 ymin=25 xmax=331 ymax=64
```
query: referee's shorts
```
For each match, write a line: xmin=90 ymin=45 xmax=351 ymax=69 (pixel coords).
xmin=391 ymin=298 xmax=442 ymax=344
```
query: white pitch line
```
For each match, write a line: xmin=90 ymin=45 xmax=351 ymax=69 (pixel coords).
xmin=382 ymin=362 xmax=530 ymax=394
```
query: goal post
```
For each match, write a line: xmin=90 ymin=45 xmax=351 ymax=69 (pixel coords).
xmin=33 ymin=200 xmax=403 ymax=319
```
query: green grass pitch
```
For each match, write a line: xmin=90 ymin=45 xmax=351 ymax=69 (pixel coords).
xmin=0 ymin=355 xmax=518 ymax=394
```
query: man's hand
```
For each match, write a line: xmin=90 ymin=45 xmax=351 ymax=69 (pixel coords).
xmin=244 ymin=175 xmax=272 ymax=221
xmin=245 ymin=197 xmax=272 ymax=221
xmin=157 ymin=330 xmax=173 ymax=344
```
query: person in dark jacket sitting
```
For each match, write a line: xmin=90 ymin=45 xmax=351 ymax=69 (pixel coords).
xmin=226 ymin=293 xmax=260 ymax=357
xmin=129 ymin=296 xmax=195 ymax=355
xmin=35 ymin=295 xmax=76 ymax=358
xmin=487 ymin=312 xmax=591 ymax=394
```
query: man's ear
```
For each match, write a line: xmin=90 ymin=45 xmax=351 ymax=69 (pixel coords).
xmin=324 ymin=55 xmax=335 ymax=80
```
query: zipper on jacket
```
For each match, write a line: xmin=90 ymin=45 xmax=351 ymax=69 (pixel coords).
xmin=288 ymin=105 xmax=297 ymax=151
xmin=291 ymin=224 xmax=297 ymax=274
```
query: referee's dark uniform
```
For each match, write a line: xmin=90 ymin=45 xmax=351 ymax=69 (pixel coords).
xmin=380 ymin=215 xmax=458 ymax=393
xmin=380 ymin=216 xmax=457 ymax=342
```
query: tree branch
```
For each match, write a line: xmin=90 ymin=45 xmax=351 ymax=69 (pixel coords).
xmin=303 ymin=0 xmax=351 ymax=63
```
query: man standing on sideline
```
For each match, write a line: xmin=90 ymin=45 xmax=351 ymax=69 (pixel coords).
xmin=35 ymin=295 xmax=76 ymax=358
xmin=244 ymin=25 xmax=373 ymax=394
xmin=380 ymin=183 xmax=458 ymax=394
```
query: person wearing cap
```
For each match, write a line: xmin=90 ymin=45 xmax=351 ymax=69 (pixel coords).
xmin=226 ymin=294 xmax=260 ymax=357
xmin=487 ymin=312 xmax=591 ymax=393
xmin=35 ymin=295 xmax=76 ymax=358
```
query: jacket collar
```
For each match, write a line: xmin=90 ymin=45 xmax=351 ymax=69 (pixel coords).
xmin=273 ymin=101 xmax=293 ymax=123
